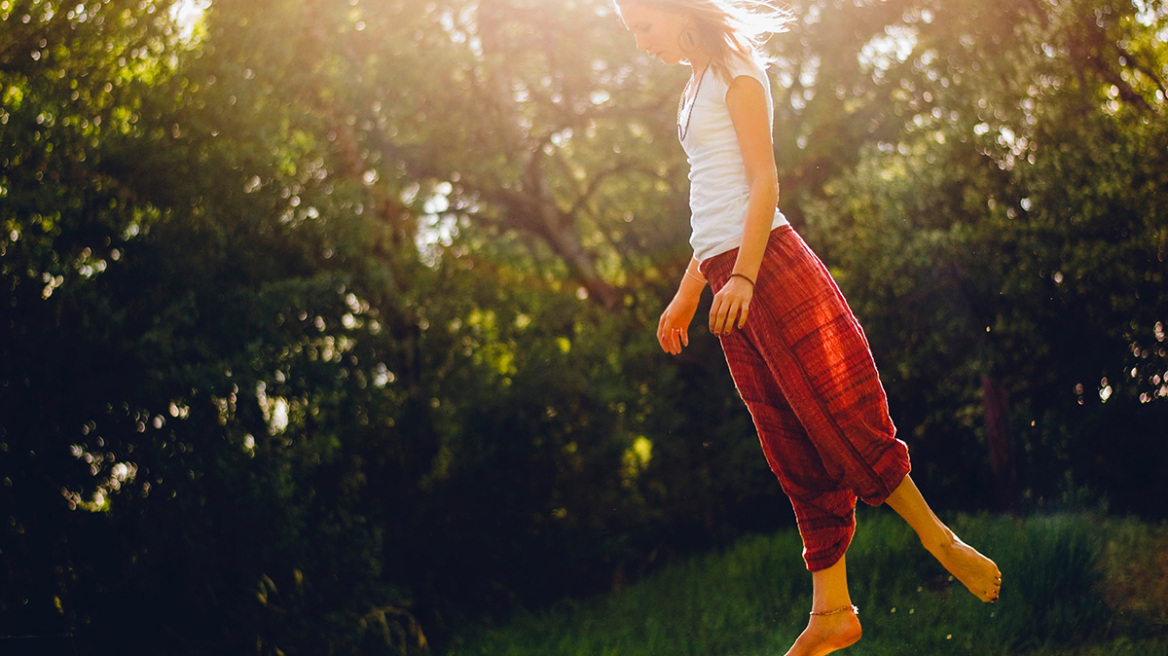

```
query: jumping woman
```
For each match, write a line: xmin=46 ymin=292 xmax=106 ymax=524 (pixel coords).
xmin=613 ymin=1 xmax=1002 ymax=654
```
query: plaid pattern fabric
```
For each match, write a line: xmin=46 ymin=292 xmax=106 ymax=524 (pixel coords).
xmin=700 ymin=226 xmax=911 ymax=571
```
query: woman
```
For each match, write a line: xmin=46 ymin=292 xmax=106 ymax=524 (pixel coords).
xmin=614 ymin=1 xmax=1002 ymax=654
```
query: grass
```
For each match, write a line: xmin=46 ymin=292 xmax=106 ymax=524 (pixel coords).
xmin=445 ymin=510 xmax=1168 ymax=656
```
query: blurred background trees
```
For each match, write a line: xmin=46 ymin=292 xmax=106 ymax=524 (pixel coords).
xmin=1 ymin=0 xmax=1164 ymax=653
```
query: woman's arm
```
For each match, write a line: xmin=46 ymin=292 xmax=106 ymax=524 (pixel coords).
xmin=709 ymin=73 xmax=780 ymax=335
xmin=657 ymin=256 xmax=706 ymax=355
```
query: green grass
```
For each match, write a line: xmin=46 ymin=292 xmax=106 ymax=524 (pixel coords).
xmin=446 ymin=510 xmax=1168 ymax=656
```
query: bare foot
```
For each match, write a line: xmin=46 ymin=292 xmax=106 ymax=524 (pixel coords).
xmin=928 ymin=533 xmax=1002 ymax=602
xmin=782 ymin=607 xmax=862 ymax=656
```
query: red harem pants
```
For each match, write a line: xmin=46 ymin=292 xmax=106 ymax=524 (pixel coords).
xmin=699 ymin=226 xmax=912 ymax=571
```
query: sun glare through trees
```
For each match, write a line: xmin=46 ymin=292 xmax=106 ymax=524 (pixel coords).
xmin=1 ymin=1 xmax=1166 ymax=654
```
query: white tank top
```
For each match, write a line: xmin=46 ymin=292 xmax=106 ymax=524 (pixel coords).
xmin=680 ymin=54 xmax=788 ymax=262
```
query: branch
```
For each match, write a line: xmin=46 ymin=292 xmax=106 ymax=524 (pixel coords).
xmin=1114 ymin=43 xmax=1168 ymax=109
xmin=566 ymin=159 xmax=654 ymax=219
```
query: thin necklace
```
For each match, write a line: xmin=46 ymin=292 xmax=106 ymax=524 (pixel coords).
xmin=677 ymin=63 xmax=709 ymax=142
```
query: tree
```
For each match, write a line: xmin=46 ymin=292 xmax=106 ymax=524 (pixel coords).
xmin=800 ymin=0 xmax=1168 ymax=511
xmin=3 ymin=1 xmax=1166 ymax=653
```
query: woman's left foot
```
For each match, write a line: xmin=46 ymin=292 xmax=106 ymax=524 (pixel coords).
xmin=782 ymin=606 xmax=861 ymax=656
xmin=930 ymin=534 xmax=1002 ymax=602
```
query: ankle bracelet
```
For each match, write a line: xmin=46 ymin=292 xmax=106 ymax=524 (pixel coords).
xmin=810 ymin=604 xmax=859 ymax=617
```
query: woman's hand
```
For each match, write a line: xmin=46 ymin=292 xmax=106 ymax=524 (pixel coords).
xmin=657 ymin=291 xmax=700 ymax=355
xmin=709 ymin=275 xmax=754 ymax=335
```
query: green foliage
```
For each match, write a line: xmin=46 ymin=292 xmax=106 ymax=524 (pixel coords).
xmin=448 ymin=526 xmax=808 ymax=656
xmin=800 ymin=0 xmax=1168 ymax=511
xmin=448 ymin=512 xmax=1158 ymax=656
xmin=1 ymin=0 xmax=1166 ymax=653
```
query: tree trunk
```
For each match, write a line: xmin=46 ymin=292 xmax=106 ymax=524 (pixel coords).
xmin=981 ymin=375 xmax=1020 ymax=514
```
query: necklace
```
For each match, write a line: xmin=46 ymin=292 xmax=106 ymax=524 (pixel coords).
xmin=677 ymin=64 xmax=709 ymax=142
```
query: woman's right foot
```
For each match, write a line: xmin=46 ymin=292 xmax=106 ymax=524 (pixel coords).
xmin=782 ymin=607 xmax=861 ymax=656
xmin=929 ymin=533 xmax=1002 ymax=602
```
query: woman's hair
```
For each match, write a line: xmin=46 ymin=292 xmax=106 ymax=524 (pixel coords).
xmin=616 ymin=0 xmax=793 ymax=79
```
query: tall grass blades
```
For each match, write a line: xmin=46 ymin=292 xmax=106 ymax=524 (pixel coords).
xmin=446 ymin=513 xmax=1163 ymax=656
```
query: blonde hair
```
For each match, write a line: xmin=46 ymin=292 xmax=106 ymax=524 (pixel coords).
xmin=616 ymin=0 xmax=793 ymax=80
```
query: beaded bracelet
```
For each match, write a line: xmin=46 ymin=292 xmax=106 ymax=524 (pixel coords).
xmin=810 ymin=604 xmax=859 ymax=617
